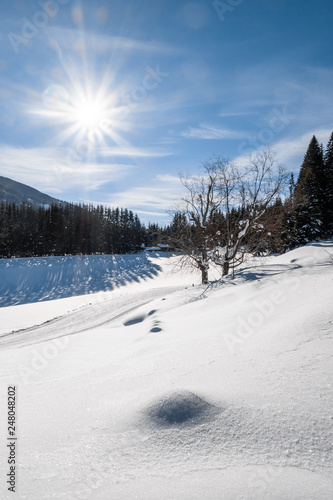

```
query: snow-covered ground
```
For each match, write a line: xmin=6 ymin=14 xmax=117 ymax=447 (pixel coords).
xmin=0 ymin=244 xmax=332 ymax=499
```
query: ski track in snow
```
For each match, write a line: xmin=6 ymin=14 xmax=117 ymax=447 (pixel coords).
xmin=0 ymin=286 xmax=183 ymax=349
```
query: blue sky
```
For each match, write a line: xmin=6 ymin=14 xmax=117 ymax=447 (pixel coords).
xmin=0 ymin=0 xmax=332 ymax=224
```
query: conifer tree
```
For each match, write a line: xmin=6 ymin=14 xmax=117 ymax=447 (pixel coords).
xmin=324 ymin=132 xmax=333 ymax=235
xmin=294 ymin=135 xmax=325 ymax=243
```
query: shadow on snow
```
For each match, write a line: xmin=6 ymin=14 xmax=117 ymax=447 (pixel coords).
xmin=0 ymin=254 xmax=162 ymax=307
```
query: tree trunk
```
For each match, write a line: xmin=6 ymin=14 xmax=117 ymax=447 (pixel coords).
xmin=200 ymin=266 xmax=209 ymax=284
xmin=223 ymin=260 xmax=230 ymax=276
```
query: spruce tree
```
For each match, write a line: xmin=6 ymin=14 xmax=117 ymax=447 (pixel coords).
xmin=324 ymin=132 xmax=333 ymax=236
xmin=294 ymin=135 xmax=325 ymax=243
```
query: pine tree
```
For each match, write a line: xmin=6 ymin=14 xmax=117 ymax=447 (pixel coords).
xmin=289 ymin=172 xmax=296 ymax=200
xmin=324 ymin=132 xmax=333 ymax=236
xmin=281 ymin=196 xmax=297 ymax=251
xmin=294 ymin=135 xmax=325 ymax=243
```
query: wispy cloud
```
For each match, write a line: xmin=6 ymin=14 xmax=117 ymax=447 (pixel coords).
xmin=181 ymin=123 xmax=246 ymax=140
xmin=273 ymin=128 xmax=333 ymax=170
xmin=232 ymin=128 xmax=333 ymax=172
xmin=103 ymin=174 xmax=182 ymax=213
xmin=97 ymin=147 xmax=173 ymax=159
xmin=0 ymin=145 xmax=132 ymax=194
xmin=46 ymin=28 xmax=184 ymax=56
xmin=156 ymin=174 xmax=180 ymax=183
xmin=219 ymin=111 xmax=251 ymax=117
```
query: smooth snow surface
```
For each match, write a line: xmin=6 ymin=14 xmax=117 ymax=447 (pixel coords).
xmin=0 ymin=243 xmax=332 ymax=499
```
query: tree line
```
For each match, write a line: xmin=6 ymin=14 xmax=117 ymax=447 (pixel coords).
xmin=0 ymin=203 xmax=156 ymax=258
xmin=0 ymin=132 xmax=332 ymax=271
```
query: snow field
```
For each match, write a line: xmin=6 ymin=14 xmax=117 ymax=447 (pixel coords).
xmin=0 ymin=242 xmax=332 ymax=499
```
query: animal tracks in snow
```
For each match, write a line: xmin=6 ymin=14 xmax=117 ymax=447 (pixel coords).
xmin=123 ymin=307 xmax=164 ymax=334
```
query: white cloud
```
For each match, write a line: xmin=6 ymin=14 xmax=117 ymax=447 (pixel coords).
xmin=156 ymin=174 xmax=180 ymax=183
xmin=102 ymin=175 xmax=183 ymax=214
xmin=273 ymin=128 xmax=332 ymax=170
xmin=98 ymin=147 xmax=173 ymax=159
xmin=232 ymin=128 xmax=333 ymax=172
xmin=46 ymin=28 xmax=183 ymax=56
xmin=181 ymin=124 xmax=245 ymax=140
xmin=0 ymin=145 xmax=183 ymax=216
xmin=108 ymin=187 xmax=177 ymax=210
xmin=0 ymin=145 xmax=132 ymax=194
xmin=219 ymin=111 xmax=251 ymax=117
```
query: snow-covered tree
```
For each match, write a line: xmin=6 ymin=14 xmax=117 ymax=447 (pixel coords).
xmin=172 ymin=148 xmax=286 ymax=283
xmin=174 ymin=163 xmax=225 ymax=284
xmin=211 ymin=148 xmax=287 ymax=275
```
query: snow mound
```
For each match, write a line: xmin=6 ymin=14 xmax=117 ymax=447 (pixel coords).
xmin=143 ymin=391 xmax=220 ymax=427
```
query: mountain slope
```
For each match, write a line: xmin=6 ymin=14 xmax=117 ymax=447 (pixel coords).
xmin=0 ymin=175 xmax=62 ymax=206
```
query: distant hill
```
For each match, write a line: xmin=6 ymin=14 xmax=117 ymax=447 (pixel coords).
xmin=0 ymin=176 xmax=63 ymax=206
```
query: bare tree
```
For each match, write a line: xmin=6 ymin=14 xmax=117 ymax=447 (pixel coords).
xmin=174 ymin=164 xmax=224 ymax=284
xmin=172 ymin=148 xmax=287 ymax=284
xmin=213 ymin=148 xmax=287 ymax=275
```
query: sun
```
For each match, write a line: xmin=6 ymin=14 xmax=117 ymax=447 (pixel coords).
xmin=31 ymin=76 xmax=130 ymax=152
xmin=71 ymin=98 xmax=105 ymax=132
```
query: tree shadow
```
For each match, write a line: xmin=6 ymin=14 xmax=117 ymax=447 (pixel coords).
xmin=235 ymin=268 xmax=282 ymax=282
xmin=0 ymin=254 xmax=162 ymax=307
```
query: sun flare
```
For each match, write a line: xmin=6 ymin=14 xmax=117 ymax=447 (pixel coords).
xmin=32 ymin=74 xmax=130 ymax=153
xmin=72 ymin=98 xmax=105 ymax=131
